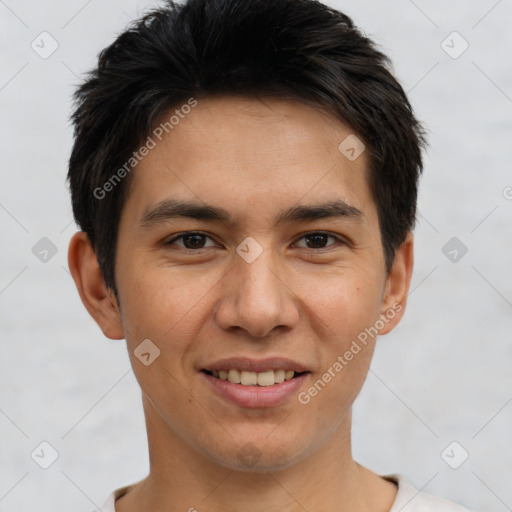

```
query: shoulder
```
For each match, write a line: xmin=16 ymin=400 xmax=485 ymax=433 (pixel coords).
xmin=91 ymin=483 xmax=136 ymax=512
xmin=94 ymin=475 xmax=475 ymax=512
xmin=385 ymin=474 xmax=475 ymax=512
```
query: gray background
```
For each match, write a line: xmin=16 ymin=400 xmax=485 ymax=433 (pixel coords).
xmin=1 ymin=1 xmax=511 ymax=510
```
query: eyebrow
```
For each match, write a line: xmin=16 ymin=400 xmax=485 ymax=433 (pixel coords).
xmin=139 ymin=199 xmax=363 ymax=229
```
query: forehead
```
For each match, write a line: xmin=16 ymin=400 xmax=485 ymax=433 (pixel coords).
xmin=122 ymin=96 xmax=375 ymax=228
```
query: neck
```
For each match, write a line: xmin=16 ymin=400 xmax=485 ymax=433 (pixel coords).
xmin=116 ymin=396 xmax=397 ymax=512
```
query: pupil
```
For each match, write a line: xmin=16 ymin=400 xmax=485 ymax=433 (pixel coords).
xmin=184 ymin=234 xmax=204 ymax=249
xmin=307 ymin=234 xmax=327 ymax=248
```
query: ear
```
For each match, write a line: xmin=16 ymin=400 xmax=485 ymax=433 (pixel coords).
xmin=68 ymin=231 xmax=124 ymax=340
xmin=378 ymin=232 xmax=414 ymax=335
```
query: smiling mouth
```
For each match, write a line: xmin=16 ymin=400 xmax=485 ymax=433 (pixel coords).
xmin=202 ymin=369 xmax=308 ymax=387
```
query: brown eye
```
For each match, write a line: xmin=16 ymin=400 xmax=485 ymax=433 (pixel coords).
xmin=166 ymin=232 xmax=216 ymax=250
xmin=295 ymin=232 xmax=339 ymax=249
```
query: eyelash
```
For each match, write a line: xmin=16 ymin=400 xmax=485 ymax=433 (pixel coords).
xmin=164 ymin=231 xmax=347 ymax=252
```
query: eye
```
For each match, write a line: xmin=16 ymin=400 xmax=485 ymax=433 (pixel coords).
xmin=166 ymin=232 xmax=217 ymax=250
xmin=165 ymin=231 xmax=345 ymax=252
xmin=294 ymin=232 xmax=342 ymax=249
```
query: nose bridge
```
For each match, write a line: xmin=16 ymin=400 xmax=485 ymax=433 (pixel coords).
xmin=215 ymin=243 xmax=299 ymax=338
xmin=238 ymin=249 xmax=281 ymax=304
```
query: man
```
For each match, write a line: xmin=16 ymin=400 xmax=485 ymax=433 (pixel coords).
xmin=67 ymin=0 xmax=473 ymax=510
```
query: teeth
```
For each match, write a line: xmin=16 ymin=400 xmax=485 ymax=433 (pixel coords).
xmin=228 ymin=369 xmax=241 ymax=384
xmin=257 ymin=370 xmax=275 ymax=387
xmin=241 ymin=370 xmax=257 ymax=385
xmin=214 ymin=369 xmax=297 ymax=386
xmin=274 ymin=369 xmax=285 ymax=383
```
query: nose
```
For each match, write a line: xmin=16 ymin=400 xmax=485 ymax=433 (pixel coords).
xmin=214 ymin=248 xmax=300 ymax=339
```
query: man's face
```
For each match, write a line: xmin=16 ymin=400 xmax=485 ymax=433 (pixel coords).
xmin=111 ymin=96 xmax=404 ymax=471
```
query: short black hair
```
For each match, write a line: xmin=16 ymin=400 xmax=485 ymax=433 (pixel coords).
xmin=68 ymin=0 xmax=426 ymax=292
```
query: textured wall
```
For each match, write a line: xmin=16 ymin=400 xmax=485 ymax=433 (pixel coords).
xmin=1 ymin=1 xmax=511 ymax=510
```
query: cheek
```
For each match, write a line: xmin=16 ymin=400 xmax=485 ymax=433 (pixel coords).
xmin=303 ymin=266 xmax=384 ymax=344
xmin=118 ymin=259 xmax=216 ymax=343
xmin=297 ymin=268 xmax=382 ymax=411
xmin=117 ymin=265 xmax=208 ymax=420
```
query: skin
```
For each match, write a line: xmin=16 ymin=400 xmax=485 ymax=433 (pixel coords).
xmin=68 ymin=96 xmax=414 ymax=512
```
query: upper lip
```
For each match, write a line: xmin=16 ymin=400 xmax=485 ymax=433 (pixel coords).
xmin=201 ymin=357 xmax=309 ymax=373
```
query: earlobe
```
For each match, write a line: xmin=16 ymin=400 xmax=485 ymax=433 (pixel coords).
xmin=378 ymin=232 xmax=414 ymax=335
xmin=68 ymin=231 xmax=125 ymax=340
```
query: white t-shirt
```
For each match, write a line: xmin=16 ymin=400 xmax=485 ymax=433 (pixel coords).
xmin=93 ymin=474 xmax=473 ymax=511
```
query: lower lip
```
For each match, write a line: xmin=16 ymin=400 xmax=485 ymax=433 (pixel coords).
xmin=201 ymin=372 xmax=309 ymax=408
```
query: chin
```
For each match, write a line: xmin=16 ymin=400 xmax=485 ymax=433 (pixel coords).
xmin=215 ymin=451 xmax=302 ymax=473
xmin=203 ymin=435 xmax=312 ymax=473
